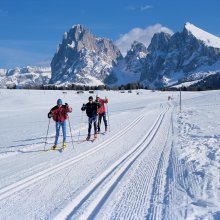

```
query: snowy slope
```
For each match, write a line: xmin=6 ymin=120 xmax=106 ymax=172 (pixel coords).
xmin=0 ymin=69 xmax=6 ymax=76
xmin=0 ymin=66 xmax=51 ymax=88
xmin=0 ymin=89 xmax=219 ymax=219
xmin=185 ymin=22 xmax=220 ymax=48
xmin=140 ymin=23 xmax=220 ymax=89
xmin=0 ymin=69 xmax=6 ymax=88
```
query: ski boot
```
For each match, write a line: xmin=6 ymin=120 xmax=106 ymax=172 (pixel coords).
xmin=62 ymin=143 xmax=67 ymax=149
xmin=86 ymin=135 xmax=91 ymax=141
xmin=52 ymin=145 xmax=57 ymax=150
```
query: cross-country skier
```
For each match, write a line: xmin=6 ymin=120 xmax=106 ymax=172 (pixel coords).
xmin=48 ymin=99 xmax=72 ymax=150
xmin=95 ymin=94 xmax=108 ymax=133
xmin=81 ymin=96 xmax=100 ymax=140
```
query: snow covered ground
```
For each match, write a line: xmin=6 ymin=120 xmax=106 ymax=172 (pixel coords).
xmin=0 ymin=89 xmax=219 ymax=220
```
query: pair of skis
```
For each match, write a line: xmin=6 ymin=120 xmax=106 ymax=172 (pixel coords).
xmin=78 ymin=137 xmax=96 ymax=144
xmin=46 ymin=145 xmax=67 ymax=152
xmin=46 ymin=131 xmax=107 ymax=149
xmin=78 ymin=131 xmax=107 ymax=144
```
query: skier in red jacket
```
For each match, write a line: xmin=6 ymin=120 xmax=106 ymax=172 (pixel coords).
xmin=48 ymin=99 xmax=72 ymax=149
xmin=95 ymin=94 xmax=108 ymax=133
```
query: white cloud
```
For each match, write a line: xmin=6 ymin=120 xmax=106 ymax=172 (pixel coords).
xmin=140 ymin=5 xmax=152 ymax=11
xmin=115 ymin=24 xmax=174 ymax=56
xmin=125 ymin=5 xmax=152 ymax=12
xmin=125 ymin=6 xmax=136 ymax=11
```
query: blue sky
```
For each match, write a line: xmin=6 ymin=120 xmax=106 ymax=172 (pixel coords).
xmin=0 ymin=0 xmax=219 ymax=69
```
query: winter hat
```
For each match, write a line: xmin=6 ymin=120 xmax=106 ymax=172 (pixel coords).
xmin=96 ymin=94 xmax=100 ymax=98
xmin=88 ymin=96 xmax=93 ymax=100
xmin=57 ymin=98 xmax=62 ymax=105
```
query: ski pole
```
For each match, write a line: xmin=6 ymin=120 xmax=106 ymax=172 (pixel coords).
xmin=78 ymin=111 xmax=84 ymax=142
xmin=68 ymin=116 xmax=74 ymax=149
xmin=44 ymin=118 xmax=51 ymax=151
xmin=106 ymin=103 xmax=111 ymax=132
xmin=97 ymin=113 xmax=101 ymax=132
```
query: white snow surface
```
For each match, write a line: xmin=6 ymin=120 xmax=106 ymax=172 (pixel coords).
xmin=185 ymin=22 xmax=220 ymax=48
xmin=0 ymin=69 xmax=6 ymax=76
xmin=0 ymin=89 xmax=219 ymax=220
xmin=172 ymin=80 xmax=202 ymax=88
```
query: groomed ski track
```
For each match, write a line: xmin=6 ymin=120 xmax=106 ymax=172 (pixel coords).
xmin=0 ymin=113 xmax=145 ymax=201
xmin=53 ymin=104 xmax=172 ymax=220
xmin=0 ymin=101 xmax=175 ymax=220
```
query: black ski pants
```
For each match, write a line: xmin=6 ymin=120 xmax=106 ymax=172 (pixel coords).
xmin=97 ymin=112 xmax=107 ymax=131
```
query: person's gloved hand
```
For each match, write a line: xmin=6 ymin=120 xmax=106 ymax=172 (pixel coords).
xmin=81 ymin=104 xmax=86 ymax=111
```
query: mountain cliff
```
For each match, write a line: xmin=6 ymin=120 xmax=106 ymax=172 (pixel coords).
xmin=105 ymin=41 xmax=147 ymax=85
xmin=50 ymin=24 xmax=122 ymax=86
xmin=1 ymin=22 xmax=220 ymax=90
xmin=140 ymin=22 xmax=220 ymax=88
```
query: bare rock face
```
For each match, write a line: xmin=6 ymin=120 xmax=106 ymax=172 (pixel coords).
xmin=2 ymin=23 xmax=219 ymax=89
xmin=104 ymin=41 xmax=147 ymax=85
xmin=140 ymin=32 xmax=171 ymax=86
xmin=50 ymin=24 xmax=122 ymax=85
xmin=140 ymin=23 xmax=220 ymax=88
xmin=124 ymin=41 xmax=147 ymax=73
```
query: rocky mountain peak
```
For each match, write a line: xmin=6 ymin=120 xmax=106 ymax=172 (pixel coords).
xmin=105 ymin=41 xmax=147 ymax=85
xmin=183 ymin=22 xmax=220 ymax=49
xmin=127 ymin=41 xmax=147 ymax=58
xmin=148 ymin=32 xmax=171 ymax=52
xmin=140 ymin=22 xmax=220 ymax=88
xmin=50 ymin=24 xmax=122 ymax=85
xmin=60 ymin=24 xmax=97 ymax=53
xmin=2 ymin=22 xmax=219 ymax=90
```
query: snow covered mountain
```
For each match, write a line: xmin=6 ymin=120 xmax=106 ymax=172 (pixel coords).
xmin=105 ymin=41 xmax=147 ymax=85
xmin=1 ymin=22 xmax=220 ymax=90
xmin=140 ymin=22 xmax=220 ymax=88
xmin=0 ymin=66 xmax=51 ymax=88
xmin=0 ymin=69 xmax=7 ymax=87
xmin=50 ymin=24 xmax=122 ymax=86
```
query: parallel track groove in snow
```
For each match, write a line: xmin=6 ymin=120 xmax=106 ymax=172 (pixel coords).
xmin=96 ymin=104 xmax=173 ymax=219
xmin=146 ymin=105 xmax=173 ymax=220
xmin=0 ymin=114 xmax=144 ymax=202
xmin=53 ymin=106 xmax=170 ymax=220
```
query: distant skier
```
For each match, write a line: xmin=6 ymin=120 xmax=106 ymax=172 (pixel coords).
xmin=48 ymin=99 xmax=72 ymax=150
xmin=81 ymin=96 xmax=100 ymax=140
xmin=95 ymin=94 xmax=108 ymax=133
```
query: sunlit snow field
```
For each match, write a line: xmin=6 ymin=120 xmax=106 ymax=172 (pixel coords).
xmin=0 ymin=89 xmax=219 ymax=220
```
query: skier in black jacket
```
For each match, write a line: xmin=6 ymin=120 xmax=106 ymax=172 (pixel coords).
xmin=81 ymin=96 xmax=101 ymax=140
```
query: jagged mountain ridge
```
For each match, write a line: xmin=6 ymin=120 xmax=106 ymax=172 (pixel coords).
xmin=50 ymin=22 xmax=220 ymax=89
xmin=140 ymin=22 xmax=220 ymax=88
xmin=50 ymin=24 xmax=122 ymax=86
xmin=0 ymin=67 xmax=51 ymax=88
xmin=105 ymin=41 xmax=148 ymax=85
xmin=1 ymin=22 xmax=220 ymax=89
